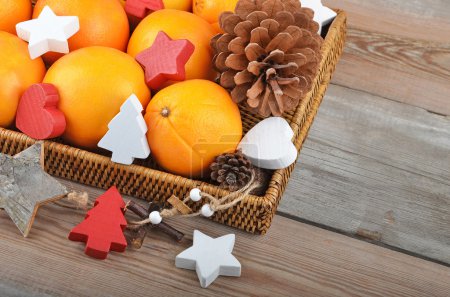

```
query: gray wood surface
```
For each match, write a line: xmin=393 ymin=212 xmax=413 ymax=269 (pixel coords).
xmin=324 ymin=0 xmax=450 ymax=115
xmin=2 ymin=1 xmax=450 ymax=295
xmin=277 ymin=0 xmax=450 ymax=266
xmin=1 ymin=183 xmax=450 ymax=297
xmin=280 ymin=84 xmax=450 ymax=264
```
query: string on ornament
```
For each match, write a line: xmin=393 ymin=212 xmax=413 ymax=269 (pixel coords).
xmin=128 ymin=172 xmax=259 ymax=226
xmin=54 ymin=192 xmax=91 ymax=210
xmin=53 ymin=172 xmax=259 ymax=246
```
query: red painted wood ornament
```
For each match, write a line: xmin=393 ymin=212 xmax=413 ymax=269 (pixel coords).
xmin=69 ymin=187 xmax=128 ymax=260
xmin=16 ymin=83 xmax=66 ymax=140
xmin=135 ymin=31 xmax=195 ymax=89
xmin=125 ymin=0 xmax=164 ymax=20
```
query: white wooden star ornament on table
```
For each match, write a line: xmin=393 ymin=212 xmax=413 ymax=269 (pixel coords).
xmin=176 ymin=230 xmax=241 ymax=288
xmin=16 ymin=5 xmax=79 ymax=59
xmin=301 ymin=0 xmax=337 ymax=34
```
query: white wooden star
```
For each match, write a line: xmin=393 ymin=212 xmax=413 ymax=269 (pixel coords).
xmin=176 ymin=230 xmax=241 ymax=288
xmin=16 ymin=6 xmax=79 ymax=59
xmin=301 ymin=0 xmax=337 ymax=34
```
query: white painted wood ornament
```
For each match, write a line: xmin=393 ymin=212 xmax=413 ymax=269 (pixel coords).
xmin=301 ymin=0 xmax=337 ymax=34
xmin=176 ymin=230 xmax=241 ymax=288
xmin=238 ymin=117 xmax=297 ymax=170
xmin=16 ymin=6 xmax=79 ymax=59
xmin=98 ymin=94 xmax=150 ymax=165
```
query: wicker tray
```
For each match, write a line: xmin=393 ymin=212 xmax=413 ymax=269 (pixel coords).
xmin=0 ymin=9 xmax=346 ymax=234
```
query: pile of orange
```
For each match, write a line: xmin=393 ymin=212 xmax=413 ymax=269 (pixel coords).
xmin=0 ymin=0 xmax=32 ymax=34
xmin=0 ymin=0 xmax=243 ymax=178
xmin=33 ymin=0 xmax=130 ymax=64
xmin=0 ymin=31 xmax=45 ymax=127
xmin=44 ymin=46 xmax=151 ymax=149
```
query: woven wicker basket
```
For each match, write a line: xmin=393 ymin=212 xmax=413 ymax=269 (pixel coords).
xmin=0 ymin=6 xmax=346 ymax=234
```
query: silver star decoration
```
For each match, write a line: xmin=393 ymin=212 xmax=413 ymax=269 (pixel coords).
xmin=175 ymin=230 xmax=241 ymax=288
xmin=0 ymin=143 xmax=68 ymax=237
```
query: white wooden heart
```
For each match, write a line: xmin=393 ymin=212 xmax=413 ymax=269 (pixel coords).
xmin=238 ymin=117 xmax=297 ymax=170
xmin=301 ymin=0 xmax=337 ymax=34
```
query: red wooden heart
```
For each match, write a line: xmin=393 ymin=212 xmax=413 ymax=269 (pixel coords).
xmin=16 ymin=83 xmax=66 ymax=140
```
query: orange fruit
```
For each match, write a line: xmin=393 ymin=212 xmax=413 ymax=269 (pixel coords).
xmin=145 ymin=80 xmax=242 ymax=178
xmin=33 ymin=0 xmax=129 ymax=64
xmin=0 ymin=32 xmax=46 ymax=128
xmin=0 ymin=0 xmax=32 ymax=34
xmin=193 ymin=0 xmax=238 ymax=24
xmin=128 ymin=9 xmax=217 ymax=87
xmin=164 ymin=0 xmax=192 ymax=11
xmin=211 ymin=22 xmax=223 ymax=34
xmin=44 ymin=46 xmax=150 ymax=149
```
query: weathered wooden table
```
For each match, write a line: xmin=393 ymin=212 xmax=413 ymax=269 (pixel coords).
xmin=1 ymin=1 xmax=450 ymax=296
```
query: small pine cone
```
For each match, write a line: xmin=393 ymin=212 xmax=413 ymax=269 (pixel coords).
xmin=210 ymin=150 xmax=253 ymax=192
xmin=211 ymin=0 xmax=323 ymax=117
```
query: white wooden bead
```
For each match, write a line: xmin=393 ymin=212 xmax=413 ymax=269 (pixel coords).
xmin=201 ymin=204 xmax=214 ymax=218
xmin=149 ymin=211 xmax=162 ymax=225
xmin=190 ymin=188 xmax=202 ymax=202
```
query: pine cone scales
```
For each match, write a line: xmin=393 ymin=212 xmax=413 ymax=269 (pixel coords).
xmin=210 ymin=150 xmax=253 ymax=192
xmin=211 ymin=0 xmax=323 ymax=117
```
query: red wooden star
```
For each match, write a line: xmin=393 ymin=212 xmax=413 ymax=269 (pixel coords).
xmin=135 ymin=31 xmax=195 ymax=89
xmin=125 ymin=0 xmax=164 ymax=20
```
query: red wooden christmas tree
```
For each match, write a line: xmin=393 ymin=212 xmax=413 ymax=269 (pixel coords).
xmin=69 ymin=187 xmax=128 ymax=260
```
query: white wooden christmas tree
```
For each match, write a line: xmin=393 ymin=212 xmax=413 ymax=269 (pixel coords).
xmin=98 ymin=94 xmax=150 ymax=165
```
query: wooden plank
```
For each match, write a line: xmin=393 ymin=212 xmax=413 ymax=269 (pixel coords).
xmin=324 ymin=0 xmax=450 ymax=42
xmin=280 ymin=84 xmax=450 ymax=264
xmin=332 ymin=28 xmax=450 ymax=115
xmin=0 ymin=183 xmax=449 ymax=297
xmin=322 ymin=0 xmax=450 ymax=115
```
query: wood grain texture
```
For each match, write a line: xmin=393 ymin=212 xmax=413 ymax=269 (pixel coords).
xmin=323 ymin=0 xmax=450 ymax=115
xmin=324 ymin=0 xmax=450 ymax=42
xmin=0 ymin=182 xmax=450 ymax=297
xmin=0 ymin=143 xmax=68 ymax=237
xmin=280 ymin=84 xmax=450 ymax=264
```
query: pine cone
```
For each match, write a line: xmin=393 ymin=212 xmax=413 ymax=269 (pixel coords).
xmin=211 ymin=0 xmax=323 ymax=117
xmin=210 ymin=150 xmax=253 ymax=192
